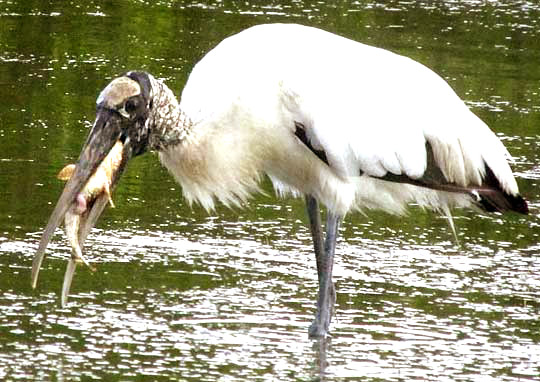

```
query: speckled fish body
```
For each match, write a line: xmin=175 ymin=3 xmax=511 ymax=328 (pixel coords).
xmin=57 ymin=140 xmax=123 ymax=307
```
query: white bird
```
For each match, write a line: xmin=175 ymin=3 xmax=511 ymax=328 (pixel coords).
xmin=31 ymin=23 xmax=528 ymax=337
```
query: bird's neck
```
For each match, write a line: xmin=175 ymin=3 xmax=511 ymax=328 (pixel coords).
xmin=147 ymin=79 xmax=192 ymax=151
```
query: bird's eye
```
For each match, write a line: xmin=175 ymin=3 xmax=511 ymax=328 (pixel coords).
xmin=125 ymin=98 xmax=138 ymax=113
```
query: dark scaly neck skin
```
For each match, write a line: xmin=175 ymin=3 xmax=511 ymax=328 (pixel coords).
xmin=146 ymin=76 xmax=192 ymax=151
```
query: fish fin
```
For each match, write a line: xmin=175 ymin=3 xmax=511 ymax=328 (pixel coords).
xmin=104 ymin=182 xmax=115 ymax=208
xmin=76 ymin=254 xmax=96 ymax=272
xmin=57 ymin=164 xmax=76 ymax=181
xmin=73 ymin=244 xmax=96 ymax=272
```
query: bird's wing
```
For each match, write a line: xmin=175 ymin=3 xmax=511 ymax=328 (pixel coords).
xmin=180 ymin=23 xmax=525 ymax=214
xmin=263 ymin=25 xmax=520 ymax=197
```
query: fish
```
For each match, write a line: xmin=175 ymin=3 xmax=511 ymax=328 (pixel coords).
xmin=53 ymin=140 xmax=124 ymax=307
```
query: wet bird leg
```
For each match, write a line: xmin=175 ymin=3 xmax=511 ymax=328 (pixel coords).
xmin=306 ymin=195 xmax=340 ymax=337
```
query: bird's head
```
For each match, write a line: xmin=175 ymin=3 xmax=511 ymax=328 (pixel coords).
xmin=56 ymin=71 xmax=157 ymax=217
xmin=93 ymin=71 xmax=155 ymax=159
xmin=32 ymin=72 xmax=161 ymax=284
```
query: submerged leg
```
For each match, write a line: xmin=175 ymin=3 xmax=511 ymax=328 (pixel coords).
xmin=305 ymin=195 xmax=341 ymax=337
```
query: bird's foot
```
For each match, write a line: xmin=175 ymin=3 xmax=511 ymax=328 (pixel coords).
xmin=308 ymin=281 xmax=336 ymax=338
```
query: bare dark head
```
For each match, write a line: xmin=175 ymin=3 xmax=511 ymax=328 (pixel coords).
xmin=31 ymin=71 xmax=157 ymax=287
xmin=71 ymin=71 xmax=156 ymax=203
xmin=94 ymin=71 xmax=155 ymax=157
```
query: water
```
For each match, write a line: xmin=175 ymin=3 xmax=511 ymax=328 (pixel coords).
xmin=1 ymin=0 xmax=540 ymax=380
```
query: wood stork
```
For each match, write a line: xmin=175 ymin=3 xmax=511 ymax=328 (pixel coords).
xmin=31 ymin=23 xmax=528 ymax=337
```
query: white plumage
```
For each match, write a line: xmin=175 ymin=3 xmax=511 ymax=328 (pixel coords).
xmin=32 ymin=23 xmax=527 ymax=337
xmin=167 ymin=23 xmax=519 ymax=217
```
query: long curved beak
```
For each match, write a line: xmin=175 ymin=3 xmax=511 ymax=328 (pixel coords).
xmin=31 ymin=108 xmax=131 ymax=289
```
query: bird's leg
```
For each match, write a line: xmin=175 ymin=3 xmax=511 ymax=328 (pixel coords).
xmin=305 ymin=195 xmax=336 ymax=309
xmin=305 ymin=195 xmax=324 ymax=278
xmin=309 ymin=211 xmax=340 ymax=337
xmin=305 ymin=195 xmax=340 ymax=338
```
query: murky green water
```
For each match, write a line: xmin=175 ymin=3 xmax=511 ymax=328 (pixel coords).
xmin=1 ymin=1 xmax=539 ymax=380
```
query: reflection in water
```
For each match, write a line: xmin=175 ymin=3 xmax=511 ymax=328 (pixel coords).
xmin=2 ymin=221 xmax=539 ymax=380
xmin=1 ymin=0 xmax=540 ymax=381
xmin=313 ymin=337 xmax=330 ymax=381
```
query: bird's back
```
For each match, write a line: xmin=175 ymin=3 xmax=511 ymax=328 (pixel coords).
xmin=177 ymin=23 xmax=526 ymax=216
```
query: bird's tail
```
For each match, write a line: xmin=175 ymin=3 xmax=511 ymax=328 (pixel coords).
xmin=471 ymin=165 xmax=528 ymax=214
xmin=379 ymin=141 xmax=528 ymax=216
